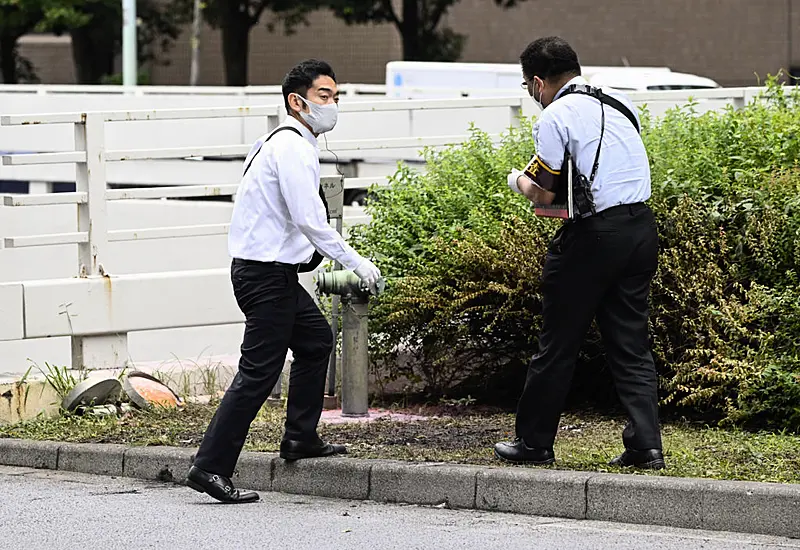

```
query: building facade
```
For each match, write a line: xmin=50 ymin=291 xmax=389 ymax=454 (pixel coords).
xmin=14 ymin=1 xmax=800 ymax=88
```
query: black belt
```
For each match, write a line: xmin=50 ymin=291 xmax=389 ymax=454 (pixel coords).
xmin=593 ymin=202 xmax=647 ymax=218
xmin=232 ymin=258 xmax=302 ymax=272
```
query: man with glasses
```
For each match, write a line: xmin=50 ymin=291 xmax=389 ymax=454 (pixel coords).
xmin=496 ymin=37 xmax=665 ymax=471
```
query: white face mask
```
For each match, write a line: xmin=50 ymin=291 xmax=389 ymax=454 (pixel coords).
xmin=532 ymin=81 xmax=545 ymax=111
xmin=293 ymin=94 xmax=338 ymax=134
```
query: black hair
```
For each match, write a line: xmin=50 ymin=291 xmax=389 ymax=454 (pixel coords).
xmin=282 ymin=59 xmax=337 ymax=112
xmin=519 ymin=36 xmax=581 ymax=81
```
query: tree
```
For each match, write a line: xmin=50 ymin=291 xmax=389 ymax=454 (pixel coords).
xmin=173 ymin=0 xmax=313 ymax=86
xmin=324 ymin=0 xmax=530 ymax=61
xmin=0 ymin=0 xmax=87 ymax=83
xmin=43 ymin=0 xmax=189 ymax=84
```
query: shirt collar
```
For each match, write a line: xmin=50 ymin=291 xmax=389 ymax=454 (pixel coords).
xmin=553 ymin=75 xmax=589 ymax=101
xmin=283 ymin=114 xmax=318 ymax=148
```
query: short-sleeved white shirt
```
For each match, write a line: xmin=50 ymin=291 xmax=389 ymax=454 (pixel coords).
xmin=532 ymin=76 xmax=651 ymax=213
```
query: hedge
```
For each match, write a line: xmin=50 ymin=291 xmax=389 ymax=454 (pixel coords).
xmin=349 ymin=77 xmax=800 ymax=432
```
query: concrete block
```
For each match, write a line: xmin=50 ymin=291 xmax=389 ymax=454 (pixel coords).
xmin=232 ymin=452 xmax=276 ymax=492
xmin=58 ymin=443 xmax=126 ymax=477
xmin=273 ymin=457 xmax=371 ymax=500
xmin=0 ymin=283 xmax=24 ymax=341
xmin=0 ymin=378 xmax=61 ymax=424
xmin=370 ymin=461 xmax=479 ymax=509
xmin=702 ymin=479 xmax=800 ymax=539
xmin=587 ymin=474 xmax=703 ymax=529
xmin=123 ymin=446 xmax=196 ymax=483
xmin=476 ymin=467 xmax=590 ymax=519
xmin=0 ymin=439 xmax=59 ymax=469
xmin=22 ymin=269 xmax=243 ymax=338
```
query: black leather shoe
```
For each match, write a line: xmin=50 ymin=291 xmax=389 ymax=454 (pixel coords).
xmin=494 ymin=438 xmax=555 ymax=465
xmin=280 ymin=438 xmax=348 ymax=461
xmin=608 ymin=448 xmax=666 ymax=470
xmin=186 ymin=465 xmax=260 ymax=503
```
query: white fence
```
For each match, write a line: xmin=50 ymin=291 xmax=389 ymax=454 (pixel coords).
xmin=0 ymin=96 xmax=526 ymax=193
xmin=0 ymin=98 xmax=526 ymax=375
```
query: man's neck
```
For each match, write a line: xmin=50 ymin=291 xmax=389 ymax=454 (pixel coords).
xmin=551 ymin=73 xmax=580 ymax=95
xmin=289 ymin=112 xmax=317 ymax=137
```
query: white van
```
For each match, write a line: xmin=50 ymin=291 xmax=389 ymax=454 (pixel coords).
xmin=384 ymin=61 xmax=719 ymax=98
xmin=586 ymin=69 xmax=720 ymax=91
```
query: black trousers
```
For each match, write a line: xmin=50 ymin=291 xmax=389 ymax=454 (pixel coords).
xmin=193 ymin=259 xmax=333 ymax=477
xmin=515 ymin=202 xmax=663 ymax=451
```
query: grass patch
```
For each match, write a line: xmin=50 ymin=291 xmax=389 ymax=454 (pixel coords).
xmin=1 ymin=404 xmax=798 ymax=484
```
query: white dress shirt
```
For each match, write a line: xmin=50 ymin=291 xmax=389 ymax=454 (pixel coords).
xmin=228 ymin=116 xmax=364 ymax=271
xmin=534 ymin=76 xmax=651 ymax=213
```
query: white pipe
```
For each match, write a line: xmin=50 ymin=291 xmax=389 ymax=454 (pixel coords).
xmin=190 ymin=0 xmax=202 ymax=86
xmin=122 ymin=0 xmax=137 ymax=88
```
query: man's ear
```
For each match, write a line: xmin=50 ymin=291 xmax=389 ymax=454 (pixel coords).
xmin=287 ymin=93 xmax=307 ymax=114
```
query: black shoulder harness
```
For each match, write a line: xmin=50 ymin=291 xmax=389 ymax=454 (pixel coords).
xmin=559 ymin=84 xmax=640 ymax=133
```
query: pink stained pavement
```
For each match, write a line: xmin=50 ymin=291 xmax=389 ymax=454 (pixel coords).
xmin=319 ymin=408 xmax=433 ymax=424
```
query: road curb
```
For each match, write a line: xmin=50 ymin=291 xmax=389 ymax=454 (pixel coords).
xmin=1 ymin=439 xmax=798 ymax=539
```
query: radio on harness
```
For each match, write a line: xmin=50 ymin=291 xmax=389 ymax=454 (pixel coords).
xmin=523 ymin=84 xmax=639 ymax=221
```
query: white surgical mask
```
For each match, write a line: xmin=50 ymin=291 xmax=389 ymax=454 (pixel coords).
xmin=532 ymin=81 xmax=544 ymax=111
xmin=293 ymin=94 xmax=338 ymax=134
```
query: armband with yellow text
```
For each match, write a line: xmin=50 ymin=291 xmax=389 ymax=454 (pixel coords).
xmin=523 ymin=155 xmax=561 ymax=192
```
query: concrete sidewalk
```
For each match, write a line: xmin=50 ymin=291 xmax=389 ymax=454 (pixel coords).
xmin=0 ymin=438 xmax=797 ymax=540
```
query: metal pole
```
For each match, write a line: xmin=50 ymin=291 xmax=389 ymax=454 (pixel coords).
xmin=326 ymin=215 xmax=344 ymax=397
xmin=122 ymin=0 xmax=137 ymax=88
xmin=341 ymin=298 xmax=369 ymax=417
xmin=189 ymin=0 xmax=202 ymax=86
xmin=327 ymin=293 xmax=340 ymax=395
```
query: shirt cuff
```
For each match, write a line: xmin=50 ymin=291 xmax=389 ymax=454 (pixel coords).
xmin=337 ymin=249 xmax=364 ymax=272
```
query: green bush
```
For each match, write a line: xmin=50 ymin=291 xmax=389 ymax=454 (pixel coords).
xmin=351 ymin=77 xmax=800 ymax=431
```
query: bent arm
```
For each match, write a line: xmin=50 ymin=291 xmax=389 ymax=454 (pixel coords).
xmin=517 ymin=174 xmax=556 ymax=205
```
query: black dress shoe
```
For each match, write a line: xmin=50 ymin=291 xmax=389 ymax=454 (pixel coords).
xmin=279 ymin=438 xmax=348 ymax=461
xmin=494 ymin=438 xmax=555 ymax=465
xmin=186 ymin=465 xmax=260 ymax=503
xmin=608 ymin=448 xmax=666 ymax=470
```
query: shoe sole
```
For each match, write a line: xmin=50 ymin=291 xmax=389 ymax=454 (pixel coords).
xmin=186 ymin=479 xmax=206 ymax=493
xmin=186 ymin=479 xmax=260 ymax=503
xmin=639 ymin=459 xmax=666 ymax=470
xmin=493 ymin=449 xmax=556 ymax=466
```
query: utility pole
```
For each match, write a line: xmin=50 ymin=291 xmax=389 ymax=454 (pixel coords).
xmin=190 ymin=0 xmax=202 ymax=86
xmin=122 ymin=0 xmax=137 ymax=88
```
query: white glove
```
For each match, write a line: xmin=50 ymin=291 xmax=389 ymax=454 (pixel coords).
xmin=354 ymin=258 xmax=382 ymax=296
xmin=507 ymin=169 xmax=524 ymax=194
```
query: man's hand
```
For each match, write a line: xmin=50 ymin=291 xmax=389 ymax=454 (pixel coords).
xmin=354 ymin=258 xmax=382 ymax=296
xmin=508 ymin=171 xmax=556 ymax=205
xmin=507 ymin=169 xmax=524 ymax=194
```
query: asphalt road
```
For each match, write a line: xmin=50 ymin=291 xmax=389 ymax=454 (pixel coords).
xmin=1 ymin=465 xmax=798 ymax=550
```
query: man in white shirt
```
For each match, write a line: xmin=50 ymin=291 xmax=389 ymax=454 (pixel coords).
xmin=187 ymin=59 xmax=382 ymax=503
xmin=495 ymin=37 xmax=665 ymax=470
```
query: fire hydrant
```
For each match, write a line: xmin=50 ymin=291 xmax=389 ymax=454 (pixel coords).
xmin=316 ymin=269 xmax=385 ymax=417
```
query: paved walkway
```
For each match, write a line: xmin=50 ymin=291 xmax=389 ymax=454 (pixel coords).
xmin=1 ymin=465 xmax=797 ymax=550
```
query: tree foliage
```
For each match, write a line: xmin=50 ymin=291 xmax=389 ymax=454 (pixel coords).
xmin=324 ymin=0 xmax=532 ymax=61
xmin=0 ymin=0 xmax=187 ymax=84
xmin=172 ymin=0 xmax=315 ymax=86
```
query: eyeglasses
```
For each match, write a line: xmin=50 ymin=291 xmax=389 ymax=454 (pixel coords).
xmin=520 ymin=81 xmax=529 ymax=90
